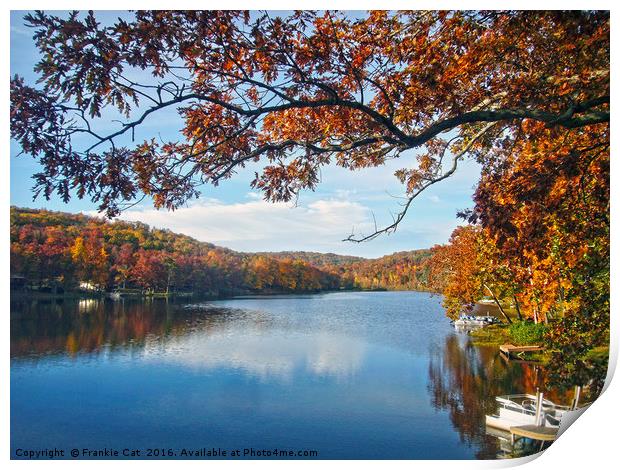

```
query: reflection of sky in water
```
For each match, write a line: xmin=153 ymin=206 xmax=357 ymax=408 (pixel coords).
xmin=142 ymin=329 xmax=367 ymax=381
xmin=11 ymin=292 xmax=540 ymax=459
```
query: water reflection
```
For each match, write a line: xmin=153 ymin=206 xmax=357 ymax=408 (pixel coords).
xmin=428 ymin=333 xmax=569 ymax=459
xmin=77 ymin=298 xmax=99 ymax=313
xmin=12 ymin=297 xmax=214 ymax=358
xmin=143 ymin=330 xmax=366 ymax=381
xmin=10 ymin=292 xmax=577 ymax=459
xmin=11 ymin=297 xmax=367 ymax=381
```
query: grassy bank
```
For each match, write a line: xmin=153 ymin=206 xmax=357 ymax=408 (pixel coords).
xmin=470 ymin=321 xmax=546 ymax=346
xmin=469 ymin=320 xmax=551 ymax=362
xmin=469 ymin=321 xmax=610 ymax=368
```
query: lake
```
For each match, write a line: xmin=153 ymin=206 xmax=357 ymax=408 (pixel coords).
xmin=11 ymin=291 xmax=550 ymax=459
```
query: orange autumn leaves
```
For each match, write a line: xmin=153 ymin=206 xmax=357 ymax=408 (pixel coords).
xmin=10 ymin=11 xmax=608 ymax=217
xmin=429 ymin=117 xmax=608 ymax=381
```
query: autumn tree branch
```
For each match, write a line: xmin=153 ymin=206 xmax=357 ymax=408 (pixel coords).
xmin=10 ymin=9 xmax=610 ymax=234
xmin=343 ymin=122 xmax=499 ymax=242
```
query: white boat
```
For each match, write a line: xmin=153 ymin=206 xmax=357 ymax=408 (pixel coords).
xmin=485 ymin=394 xmax=571 ymax=431
xmin=453 ymin=314 xmax=499 ymax=327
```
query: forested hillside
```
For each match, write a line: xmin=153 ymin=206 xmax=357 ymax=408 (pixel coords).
xmin=258 ymin=250 xmax=433 ymax=291
xmin=10 ymin=207 xmax=432 ymax=296
xmin=345 ymin=250 xmax=433 ymax=291
xmin=255 ymin=251 xmax=363 ymax=268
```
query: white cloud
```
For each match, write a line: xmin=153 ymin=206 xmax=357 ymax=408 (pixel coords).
xmin=141 ymin=328 xmax=367 ymax=381
xmin=78 ymin=150 xmax=481 ymax=256
xmin=10 ymin=26 xmax=30 ymax=36
xmin=114 ymin=197 xmax=374 ymax=253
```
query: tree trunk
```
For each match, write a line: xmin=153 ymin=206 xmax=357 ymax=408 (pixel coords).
xmin=558 ymin=285 xmax=566 ymax=316
xmin=513 ymin=294 xmax=523 ymax=321
xmin=483 ymin=283 xmax=512 ymax=324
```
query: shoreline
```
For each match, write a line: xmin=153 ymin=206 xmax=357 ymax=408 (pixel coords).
xmin=10 ymin=286 xmax=432 ymax=303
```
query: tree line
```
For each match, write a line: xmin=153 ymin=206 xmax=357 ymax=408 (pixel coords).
xmin=10 ymin=207 xmax=431 ymax=296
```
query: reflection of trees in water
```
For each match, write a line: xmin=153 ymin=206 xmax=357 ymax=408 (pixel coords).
xmin=427 ymin=334 xmax=552 ymax=459
xmin=10 ymin=298 xmax=250 ymax=359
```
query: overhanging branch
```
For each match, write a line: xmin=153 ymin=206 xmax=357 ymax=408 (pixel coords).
xmin=344 ymin=122 xmax=499 ymax=243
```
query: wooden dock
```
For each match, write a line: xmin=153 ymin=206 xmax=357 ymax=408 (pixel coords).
xmin=510 ymin=424 xmax=557 ymax=442
xmin=499 ymin=344 xmax=543 ymax=358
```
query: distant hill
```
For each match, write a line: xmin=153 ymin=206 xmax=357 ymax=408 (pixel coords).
xmin=255 ymin=251 xmax=364 ymax=267
xmin=10 ymin=206 xmax=434 ymax=296
xmin=344 ymin=250 xmax=433 ymax=291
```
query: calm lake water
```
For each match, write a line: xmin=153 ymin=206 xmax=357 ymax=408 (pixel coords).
xmin=11 ymin=291 xmax=550 ymax=459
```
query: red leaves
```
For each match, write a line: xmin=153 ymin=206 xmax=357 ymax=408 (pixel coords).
xmin=9 ymin=207 xmax=353 ymax=293
xmin=10 ymin=10 xmax=609 ymax=229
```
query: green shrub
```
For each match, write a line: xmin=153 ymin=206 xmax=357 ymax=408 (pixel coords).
xmin=508 ymin=321 xmax=547 ymax=345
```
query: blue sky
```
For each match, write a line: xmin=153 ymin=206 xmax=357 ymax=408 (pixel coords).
xmin=10 ymin=10 xmax=481 ymax=258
